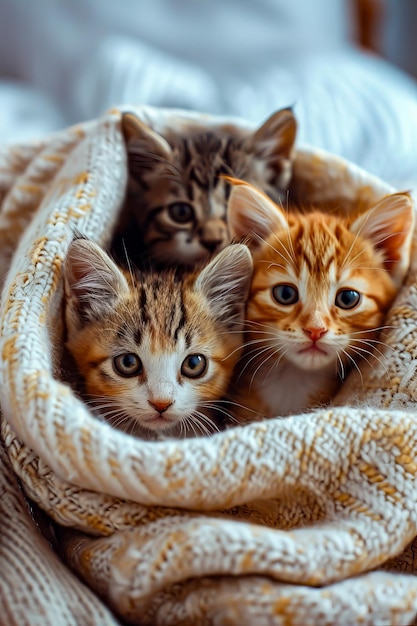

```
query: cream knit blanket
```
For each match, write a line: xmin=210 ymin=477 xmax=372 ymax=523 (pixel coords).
xmin=1 ymin=106 xmax=417 ymax=626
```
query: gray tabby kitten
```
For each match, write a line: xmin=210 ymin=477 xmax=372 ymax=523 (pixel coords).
xmin=115 ymin=108 xmax=297 ymax=267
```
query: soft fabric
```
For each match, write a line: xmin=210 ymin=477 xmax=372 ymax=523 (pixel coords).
xmin=2 ymin=106 xmax=417 ymax=625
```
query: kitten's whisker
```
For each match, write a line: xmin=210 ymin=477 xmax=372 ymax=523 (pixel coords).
xmin=105 ymin=411 xmax=134 ymax=433
xmin=193 ymin=410 xmax=221 ymax=434
xmin=239 ymin=338 xmax=290 ymax=361
xmin=351 ymin=343 xmax=389 ymax=366
xmin=350 ymin=337 xmax=393 ymax=359
xmin=282 ymin=226 xmax=298 ymax=270
xmin=343 ymin=230 xmax=406 ymax=269
xmin=348 ymin=325 xmax=396 ymax=336
xmin=241 ymin=341 xmax=288 ymax=367
xmin=348 ymin=345 xmax=391 ymax=379
xmin=221 ymin=335 xmax=283 ymax=363
xmin=189 ymin=413 xmax=213 ymax=438
xmin=188 ymin=415 xmax=204 ymax=438
xmin=347 ymin=266 xmax=397 ymax=272
xmin=198 ymin=401 xmax=240 ymax=425
xmin=340 ymin=216 xmax=371 ymax=268
xmin=221 ymin=337 xmax=274 ymax=361
xmin=244 ymin=319 xmax=280 ymax=332
xmin=341 ymin=244 xmax=369 ymax=269
xmin=336 ymin=351 xmax=345 ymax=381
xmin=237 ymin=342 xmax=287 ymax=379
xmin=349 ymin=343 xmax=386 ymax=365
xmin=249 ymin=345 xmax=287 ymax=390
xmin=257 ymin=260 xmax=287 ymax=272
xmin=252 ymin=231 xmax=294 ymax=266
xmin=241 ymin=336 xmax=282 ymax=350
xmin=249 ymin=350 xmax=276 ymax=390
xmin=214 ymin=398 xmax=264 ymax=419
xmin=286 ymin=223 xmax=298 ymax=269
xmin=245 ymin=329 xmax=283 ymax=337
xmin=181 ymin=415 xmax=198 ymax=438
xmin=340 ymin=348 xmax=364 ymax=387
xmin=98 ymin=412 xmax=128 ymax=424
xmin=89 ymin=403 xmax=125 ymax=416
xmin=121 ymin=239 xmax=136 ymax=286
xmin=190 ymin=415 xmax=211 ymax=437
xmin=347 ymin=346 xmax=384 ymax=375
xmin=267 ymin=346 xmax=290 ymax=375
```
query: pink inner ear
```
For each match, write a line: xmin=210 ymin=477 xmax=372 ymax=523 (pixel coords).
xmin=350 ymin=193 xmax=414 ymax=285
xmin=228 ymin=182 xmax=288 ymax=245
xmin=65 ymin=247 xmax=91 ymax=291
xmin=65 ymin=240 xmax=130 ymax=306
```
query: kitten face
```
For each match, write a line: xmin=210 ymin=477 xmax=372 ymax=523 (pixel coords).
xmin=227 ymin=180 xmax=414 ymax=377
xmin=64 ymin=239 xmax=252 ymax=438
xmin=121 ymin=108 xmax=296 ymax=266
xmin=245 ymin=212 xmax=397 ymax=373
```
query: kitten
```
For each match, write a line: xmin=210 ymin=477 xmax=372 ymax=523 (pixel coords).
xmin=226 ymin=179 xmax=414 ymax=418
xmin=115 ymin=107 xmax=296 ymax=267
xmin=63 ymin=238 xmax=253 ymax=439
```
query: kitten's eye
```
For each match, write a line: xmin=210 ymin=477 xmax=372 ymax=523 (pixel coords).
xmin=335 ymin=289 xmax=361 ymax=310
xmin=181 ymin=354 xmax=207 ymax=378
xmin=113 ymin=353 xmax=142 ymax=377
xmin=272 ymin=284 xmax=299 ymax=305
xmin=168 ymin=202 xmax=194 ymax=224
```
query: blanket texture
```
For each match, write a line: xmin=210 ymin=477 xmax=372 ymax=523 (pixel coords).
xmin=2 ymin=106 xmax=417 ymax=626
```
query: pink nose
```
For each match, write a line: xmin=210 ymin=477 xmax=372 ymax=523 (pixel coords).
xmin=303 ymin=327 xmax=328 ymax=342
xmin=148 ymin=399 xmax=173 ymax=413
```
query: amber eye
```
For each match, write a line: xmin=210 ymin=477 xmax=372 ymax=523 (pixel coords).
xmin=272 ymin=284 xmax=299 ymax=305
xmin=113 ymin=353 xmax=142 ymax=377
xmin=168 ymin=202 xmax=194 ymax=224
xmin=335 ymin=289 xmax=361 ymax=310
xmin=181 ymin=354 xmax=207 ymax=378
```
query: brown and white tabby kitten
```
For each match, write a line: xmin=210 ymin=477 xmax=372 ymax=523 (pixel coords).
xmin=63 ymin=238 xmax=253 ymax=439
xmin=226 ymin=179 xmax=414 ymax=418
xmin=115 ymin=107 xmax=296 ymax=267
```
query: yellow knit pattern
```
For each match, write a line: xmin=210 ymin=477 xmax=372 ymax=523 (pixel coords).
xmin=1 ymin=106 xmax=417 ymax=625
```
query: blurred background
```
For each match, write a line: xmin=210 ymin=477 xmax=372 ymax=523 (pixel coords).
xmin=0 ymin=0 xmax=417 ymax=189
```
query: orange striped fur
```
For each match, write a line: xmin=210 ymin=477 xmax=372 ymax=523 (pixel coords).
xmin=226 ymin=179 xmax=414 ymax=418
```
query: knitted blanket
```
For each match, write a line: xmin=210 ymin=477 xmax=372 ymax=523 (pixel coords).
xmin=2 ymin=106 xmax=417 ymax=626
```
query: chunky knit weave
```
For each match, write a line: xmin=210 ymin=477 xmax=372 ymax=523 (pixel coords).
xmin=1 ymin=106 xmax=417 ymax=625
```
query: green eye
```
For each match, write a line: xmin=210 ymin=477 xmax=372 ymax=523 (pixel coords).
xmin=168 ymin=202 xmax=194 ymax=224
xmin=113 ymin=353 xmax=142 ymax=377
xmin=272 ymin=284 xmax=299 ymax=305
xmin=181 ymin=354 xmax=207 ymax=378
xmin=335 ymin=289 xmax=361 ymax=310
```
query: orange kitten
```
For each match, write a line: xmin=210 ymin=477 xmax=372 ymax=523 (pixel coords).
xmin=226 ymin=180 xmax=414 ymax=418
xmin=63 ymin=238 xmax=252 ymax=439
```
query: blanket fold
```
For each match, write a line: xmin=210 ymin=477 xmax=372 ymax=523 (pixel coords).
xmin=1 ymin=106 xmax=417 ymax=626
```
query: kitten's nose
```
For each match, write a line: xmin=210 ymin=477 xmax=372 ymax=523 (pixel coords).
xmin=303 ymin=327 xmax=328 ymax=342
xmin=198 ymin=221 xmax=226 ymax=253
xmin=148 ymin=399 xmax=173 ymax=413
xmin=201 ymin=238 xmax=223 ymax=253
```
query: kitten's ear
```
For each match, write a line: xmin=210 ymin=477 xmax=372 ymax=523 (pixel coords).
xmin=350 ymin=192 xmax=415 ymax=288
xmin=227 ymin=179 xmax=288 ymax=248
xmin=245 ymin=107 xmax=297 ymax=188
xmin=195 ymin=244 xmax=253 ymax=330
xmin=122 ymin=112 xmax=173 ymax=162
xmin=64 ymin=238 xmax=129 ymax=326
